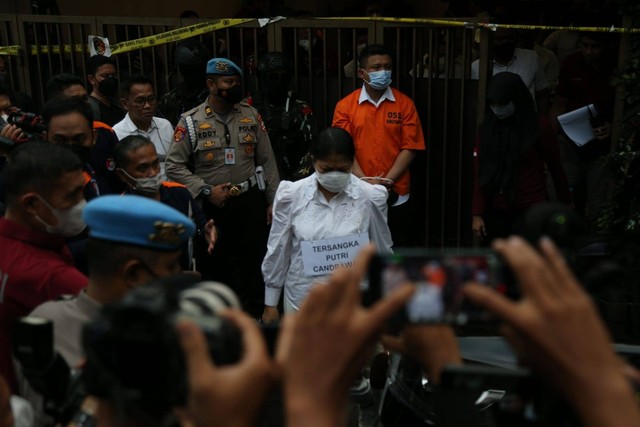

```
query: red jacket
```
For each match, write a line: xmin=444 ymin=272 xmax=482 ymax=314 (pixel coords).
xmin=0 ymin=218 xmax=87 ymax=393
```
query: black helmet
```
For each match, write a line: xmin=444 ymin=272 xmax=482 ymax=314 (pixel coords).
xmin=174 ymin=40 xmax=210 ymax=68
xmin=257 ymin=52 xmax=292 ymax=73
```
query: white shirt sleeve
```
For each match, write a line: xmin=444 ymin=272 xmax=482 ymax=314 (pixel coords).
xmin=262 ymin=180 xmax=295 ymax=307
xmin=367 ymin=184 xmax=394 ymax=253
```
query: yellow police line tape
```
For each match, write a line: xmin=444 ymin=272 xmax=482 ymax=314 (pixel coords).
xmin=320 ymin=16 xmax=640 ymax=33
xmin=1 ymin=15 xmax=639 ymax=57
xmin=0 ymin=18 xmax=253 ymax=56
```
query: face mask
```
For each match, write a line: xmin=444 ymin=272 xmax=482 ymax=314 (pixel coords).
xmin=120 ymin=169 xmax=162 ymax=195
xmin=364 ymin=70 xmax=392 ymax=90
xmin=0 ymin=113 xmax=7 ymax=122
xmin=298 ymin=39 xmax=311 ymax=51
xmin=70 ymin=145 xmax=92 ymax=164
xmin=316 ymin=171 xmax=351 ymax=193
xmin=98 ymin=76 xmax=118 ymax=97
xmin=490 ymin=101 xmax=516 ymax=120
xmin=218 ymin=85 xmax=244 ymax=105
xmin=35 ymin=196 xmax=87 ymax=237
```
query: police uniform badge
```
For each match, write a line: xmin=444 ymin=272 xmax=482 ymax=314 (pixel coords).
xmin=106 ymin=157 xmax=116 ymax=171
xmin=149 ymin=221 xmax=186 ymax=245
xmin=203 ymin=140 xmax=215 ymax=148
xmin=174 ymin=126 xmax=187 ymax=142
xmin=257 ymin=114 xmax=268 ymax=133
xmin=199 ymin=122 xmax=212 ymax=130
xmin=239 ymin=117 xmax=252 ymax=124
xmin=215 ymin=62 xmax=230 ymax=73
xmin=205 ymin=105 xmax=214 ymax=117
xmin=242 ymin=133 xmax=255 ymax=143
xmin=245 ymin=144 xmax=254 ymax=155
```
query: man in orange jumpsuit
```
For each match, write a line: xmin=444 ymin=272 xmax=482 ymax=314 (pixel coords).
xmin=333 ymin=44 xmax=425 ymax=247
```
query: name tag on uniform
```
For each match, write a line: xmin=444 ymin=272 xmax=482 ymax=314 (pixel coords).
xmin=224 ymin=147 xmax=236 ymax=165
xmin=300 ymin=233 xmax=370 ymax=277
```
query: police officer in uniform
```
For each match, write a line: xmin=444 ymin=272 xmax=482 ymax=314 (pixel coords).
xmin=252 ymin=52 xmax=315 ymax=181
xmin=158 ymin=40 xmax=211 ymax=127
xmin=166 ymin=57 xmax=280 ymax=317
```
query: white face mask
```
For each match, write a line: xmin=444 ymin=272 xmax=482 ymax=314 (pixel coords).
xmin=316 ymin=171 xmax=351 ymax=193
xmin=119 ymin=169 xmax=162 ymax=196
xmin=35 ymin=196 xmax=87 ymax=237
xmin=490 ymin=101 xmax=516 ymax=120
xmin=298 ymin=39 xmax=311 ymax=51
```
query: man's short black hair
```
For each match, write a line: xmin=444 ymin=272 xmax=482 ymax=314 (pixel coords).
xmin=358 ymin=44 xmax=393 ymax=68
xmin=3 ymin=141 xmax=83 ymax=205
xmin=45 ymin=73 xmax=86 ymax=101
xmin=113 ymin=135 xmax=155 ymax=170
xmin=42 ymin=96 xmax=94 ymax=130
xmin=87 ymin=238 xmax=161 ymax=279
xmin=121 ymin=75 xmax=155 ymax=98
xmin=87 ymin=55 xmax=116 ymax=76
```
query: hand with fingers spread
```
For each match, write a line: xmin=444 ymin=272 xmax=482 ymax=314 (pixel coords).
xmin=464 ymin=236 xmax=640 ymax=427
xmin=177 ymin=310 xmax=275 ymax=427
xmin=276 ymin=245 xmax=414 ymax=427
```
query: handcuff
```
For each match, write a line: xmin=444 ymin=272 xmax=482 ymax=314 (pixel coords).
xmin=360 ymin=176 xmax=395 ymax=186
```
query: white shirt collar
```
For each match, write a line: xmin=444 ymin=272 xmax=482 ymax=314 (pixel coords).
xmin=358 ymin=84 xmax=395 ymax=107
xmin=120 ymin=113 xmax=158 ymax=133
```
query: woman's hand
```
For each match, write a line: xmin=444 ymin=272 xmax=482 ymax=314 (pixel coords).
xmin=261 ymin=306 xmax=280 ymax=324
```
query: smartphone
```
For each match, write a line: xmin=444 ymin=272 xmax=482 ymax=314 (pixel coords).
xmin=364 ymin=249 xmax=515 ymax=326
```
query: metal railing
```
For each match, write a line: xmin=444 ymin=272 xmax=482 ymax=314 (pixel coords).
xmin=1 ymin=15 xmax=625 ymax=248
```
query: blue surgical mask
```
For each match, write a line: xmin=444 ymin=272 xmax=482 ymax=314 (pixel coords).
xmin=490 ymin=101 xmax=515 ymax=120
xmin=364 ymin=70 xmax=392 ymax=90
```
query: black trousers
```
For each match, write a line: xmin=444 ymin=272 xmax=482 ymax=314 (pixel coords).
xmin=199 ymin=186 xmax=269 ymax=317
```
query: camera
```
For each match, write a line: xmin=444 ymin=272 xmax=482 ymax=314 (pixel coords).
xmin=82 ymin=275 xmax=243 ymax=414
xmin=0 ymin=110 xmax=46 ymax=151
xmin=7 ymin=110 xmax=46 ymax=135
xmin=13 ymin=316 xmax=86 ymax=426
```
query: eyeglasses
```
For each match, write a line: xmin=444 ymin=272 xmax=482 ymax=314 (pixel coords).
xmin=131 ymin=96 xmax=157 ymax=107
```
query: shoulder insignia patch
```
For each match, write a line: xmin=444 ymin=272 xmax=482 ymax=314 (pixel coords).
xmin=257 ymin=114 xmax=267 ymax=133
xmin=174 ymin=126 xmax=187 ymax=142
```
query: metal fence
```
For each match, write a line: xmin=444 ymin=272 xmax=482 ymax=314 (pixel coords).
xmin=1 ymin=15 xmax=622 ymax=248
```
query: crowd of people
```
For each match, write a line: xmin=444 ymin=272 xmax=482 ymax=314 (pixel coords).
xmin=0 ymin=6 xmax=637 ymax=425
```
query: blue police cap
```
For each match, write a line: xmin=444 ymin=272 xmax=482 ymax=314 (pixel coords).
xmin=83 ymin=195 xmax=196 ymax=251
xmin=206 ymin=57 xmax=243 ymax=77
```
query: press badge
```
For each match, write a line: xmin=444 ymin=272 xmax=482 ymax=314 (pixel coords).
xmin=224 ymin=147 xmax=236 ymax=165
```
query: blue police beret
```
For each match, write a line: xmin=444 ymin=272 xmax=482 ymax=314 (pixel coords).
xmin=206 ymin=57 xmax=243 ymax=77
xmin=83 ymin=195 xmax=196 ymax=251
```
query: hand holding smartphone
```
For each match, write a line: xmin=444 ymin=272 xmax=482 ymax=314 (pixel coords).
xmin=364 ymin=249 xmax=515 ymax=328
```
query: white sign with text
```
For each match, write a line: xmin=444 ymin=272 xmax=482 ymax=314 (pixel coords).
xmin=301 ymin=233 xmax=370 ymax=277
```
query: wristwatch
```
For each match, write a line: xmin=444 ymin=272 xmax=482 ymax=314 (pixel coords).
xmin=200 ymin=186 xmax=212 ymax=199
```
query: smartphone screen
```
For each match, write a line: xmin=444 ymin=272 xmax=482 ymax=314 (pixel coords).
xmin=365 ymin=249 xmax=513 ymax=325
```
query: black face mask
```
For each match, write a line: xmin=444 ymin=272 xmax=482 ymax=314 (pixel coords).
xmin=98 ymin=76 xmax=119 ymax=97
xmin=70 ymin=145 xmax=92 ymax=164
xmin=493 ymin=42 xmax=516 ymax=62
xmin=218 ymin=85 xmax=244 ymax=105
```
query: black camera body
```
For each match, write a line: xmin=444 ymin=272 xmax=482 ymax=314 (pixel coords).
xmin=0 ymin=110 xmax=46 ymax=151
xmin=12 ymin=317 xmax=86 ymax=426
xmin=82 ymin=276 xmax=242 ymax=410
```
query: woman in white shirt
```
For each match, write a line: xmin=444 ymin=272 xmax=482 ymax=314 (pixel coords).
xmin=261 ymin=127 xmax=393 ymax=323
